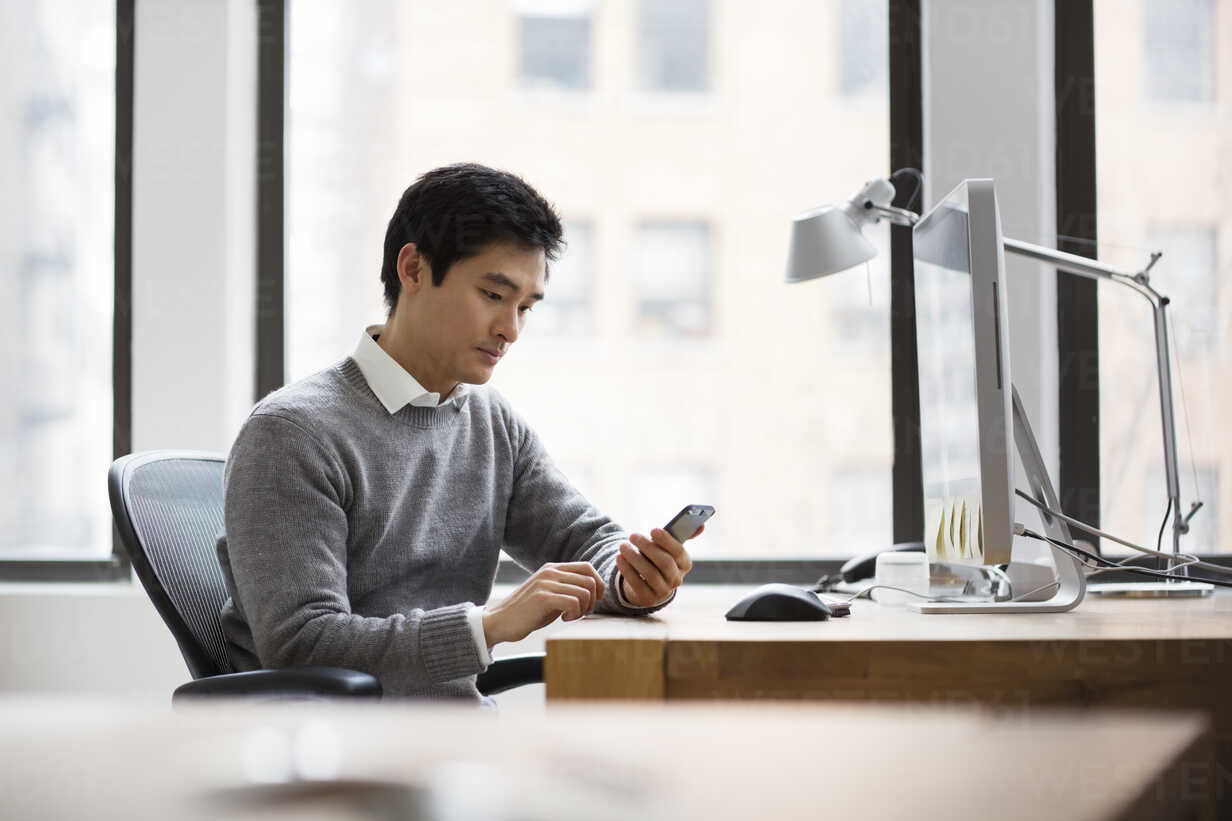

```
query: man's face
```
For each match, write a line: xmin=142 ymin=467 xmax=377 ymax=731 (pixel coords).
xmin=400 ymin=240 xmax=546 ymax=392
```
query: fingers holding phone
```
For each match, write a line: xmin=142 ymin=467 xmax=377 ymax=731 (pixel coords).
xmin=617 ymin=504 xmax=713 ymax=608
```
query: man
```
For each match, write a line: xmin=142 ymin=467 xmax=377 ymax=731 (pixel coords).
xmin=217 ymin=163 xmax=703 ymax=701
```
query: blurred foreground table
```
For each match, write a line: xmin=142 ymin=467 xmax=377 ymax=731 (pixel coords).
xmin=547 ymin=586 xmax=1232 ymax=812
xmin=0 ymin=697 xmax=1213 ymax=820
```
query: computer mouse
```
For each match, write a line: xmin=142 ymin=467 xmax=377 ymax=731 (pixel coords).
xmin=725 ymin=583 xmax=832 ymax=621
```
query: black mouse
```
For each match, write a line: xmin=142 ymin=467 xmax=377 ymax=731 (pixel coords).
xmin=725 ymin=583 xmax=832 ymax=621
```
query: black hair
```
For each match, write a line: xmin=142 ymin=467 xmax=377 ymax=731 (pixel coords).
xmin=380 ymin=163 xmax=564 ymax=313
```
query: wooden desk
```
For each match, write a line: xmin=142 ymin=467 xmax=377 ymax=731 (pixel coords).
xmin=547 ymin=587 xmax=1232 ymax=803
xmin=0 ymin=698 xmax=1213 ymax=821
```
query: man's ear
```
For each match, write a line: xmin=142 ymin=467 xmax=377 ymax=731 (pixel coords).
xmin=397 ymin=242 xmax=429 ymax=294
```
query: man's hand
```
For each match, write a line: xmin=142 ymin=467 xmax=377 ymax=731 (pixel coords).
xmin=617 ymin=525 xmax=702 ymax=608
xmin=482 ymin=562 xmax=607 ymax=647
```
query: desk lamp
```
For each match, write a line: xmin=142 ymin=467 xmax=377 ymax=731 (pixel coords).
xmin=789 ymin=174 xmax=1211 ymax=596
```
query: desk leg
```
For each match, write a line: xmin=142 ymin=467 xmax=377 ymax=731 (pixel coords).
xmin=545 ymin=639 xmax=666 ymax=701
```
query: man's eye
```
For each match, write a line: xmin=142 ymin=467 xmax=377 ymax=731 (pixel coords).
xmin=482 ymin=290 xmax=501 ymax=301
xmin=519 ymin=305 xmax=534 ymax=314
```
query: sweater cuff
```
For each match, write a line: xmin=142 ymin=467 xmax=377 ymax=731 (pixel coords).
xmin=608 ymin=562 xmax=677 ymax=614
xmin=419 ymin=603 xmax=486 ymax=683
xmin=466 ymin=604 xmax=493 ymax=668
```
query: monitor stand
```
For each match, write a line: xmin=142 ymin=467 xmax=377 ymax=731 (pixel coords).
xmin=911 ymin=386 xmax=1086 ymax=614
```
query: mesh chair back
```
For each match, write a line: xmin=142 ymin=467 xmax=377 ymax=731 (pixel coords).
xmin=108 ymin=451 xmax=235 ymax=678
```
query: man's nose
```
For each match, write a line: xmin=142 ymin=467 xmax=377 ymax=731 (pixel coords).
xmin=495 ymin=308 xmax=520 ymax=344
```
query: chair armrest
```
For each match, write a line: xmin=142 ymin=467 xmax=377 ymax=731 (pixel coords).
xmin=476 ymin=653 xmax=545 ymax=695
xmin=173 ymin=666 xmax=382 ymax=703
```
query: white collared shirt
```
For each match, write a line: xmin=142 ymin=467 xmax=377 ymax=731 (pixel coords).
xmin=352 ymin=324 xmax=468 ymax=411
xmin=351 ymin=325 xmax=491 ymax=667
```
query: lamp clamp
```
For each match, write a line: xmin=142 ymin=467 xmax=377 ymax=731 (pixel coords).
xmin=1132 ymin=250 xmax=1163 ymax=286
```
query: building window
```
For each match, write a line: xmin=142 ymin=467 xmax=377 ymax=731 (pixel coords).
xmin=637 ymin=0 xmax=709 ymax=93
xmin=518 ymin=0 xmax=592 ymax=91
xmin=839 ymin=0 xmax=889 ymax=96
xmin=1143 ymin=0 xmax=1214 ymax=102
xmin=535 ymin=221 xmax=592 ymax=336
xmin=633 ymin=221 xmax=711 ymax=338
xmin=1 ymin=1 xmax=115 ymax=559
xmin=1146 ymin=226 xmax=1219 ymax=356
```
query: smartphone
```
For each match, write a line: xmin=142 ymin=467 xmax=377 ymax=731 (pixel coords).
xmin=664 ymin=504 xmax=715 ymax=542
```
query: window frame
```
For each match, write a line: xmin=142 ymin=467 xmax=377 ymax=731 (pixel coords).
xmin=17 ymin=1 xmax=1224 ymax=588
xmin=1056 ymin=0 xmax=1102 ymax=554
xmin=0 ymin=0 xmax=134 ymax=583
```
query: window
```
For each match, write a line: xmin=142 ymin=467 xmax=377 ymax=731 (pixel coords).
xmin=839 ymin=0 xmax=889 ymax=97
xmin=633 ymin=221 xmax=711 ymax=338
xmin=1143 ymin=0 xmax=1214 ymax=102
xmin=1095 ymin=0 xmax=1228 ymax=555
xmin=1 ymin=1 xmax=116 ymax=560
xmin=285 ymin=1 xmax=893 ymax=561
xmin=1145 ymin=226 xmax=1219 ymax=356
xmin=518 ymin=0 xmax=592 ymax=91
xmin=534 ymin=220 xmax=592 ymax=336
xmin=638 ymin=0 xmax=709 ymax=93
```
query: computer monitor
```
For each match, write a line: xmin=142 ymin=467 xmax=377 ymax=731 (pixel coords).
xmin=911 ymin=178 xmax=1085 ymax=614
xmin=913 ymin=179 xmax=1014 ymax=567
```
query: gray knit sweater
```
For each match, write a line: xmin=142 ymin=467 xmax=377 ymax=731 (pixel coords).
xmin=216 ymin=357 xmax=670 ymax=700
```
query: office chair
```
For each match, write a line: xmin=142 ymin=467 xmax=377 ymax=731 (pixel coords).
xmin=108 ymin=450 xmax=544 ymax=703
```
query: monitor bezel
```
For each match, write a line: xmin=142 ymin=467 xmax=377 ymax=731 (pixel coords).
xmin=913 ymin=178 xmax=1015 ymax=565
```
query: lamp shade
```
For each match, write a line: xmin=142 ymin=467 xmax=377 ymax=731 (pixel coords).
xmin=785 ymin=205 xmax=877 ymax=283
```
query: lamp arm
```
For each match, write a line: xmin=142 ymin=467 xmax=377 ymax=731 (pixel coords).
xmin=864 ymin=202 xmax=923 ymax=227
xmin=1001 ymin=236 xmax=1191 ymax=563
xmin=1002 ymin=237 xmax=1158 ymax=302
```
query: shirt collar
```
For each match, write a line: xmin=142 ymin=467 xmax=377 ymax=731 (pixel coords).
xmin=352 ymin=324 xmax=464 ymax=414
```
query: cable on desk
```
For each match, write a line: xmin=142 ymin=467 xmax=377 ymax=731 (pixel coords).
xmin=824 ymin=578 xmax=1059 ymax=608
xmin=1013 ymin=489 xmax=1232 ymax=577
xmin=1015 ymin=527 xmax=1232 ymax=590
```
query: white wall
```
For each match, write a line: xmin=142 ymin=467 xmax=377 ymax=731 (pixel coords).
xmin=0 ymin=583 xmax=186 ymax=695
xmin=132 ymin=0 xmax=255 ymax=453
